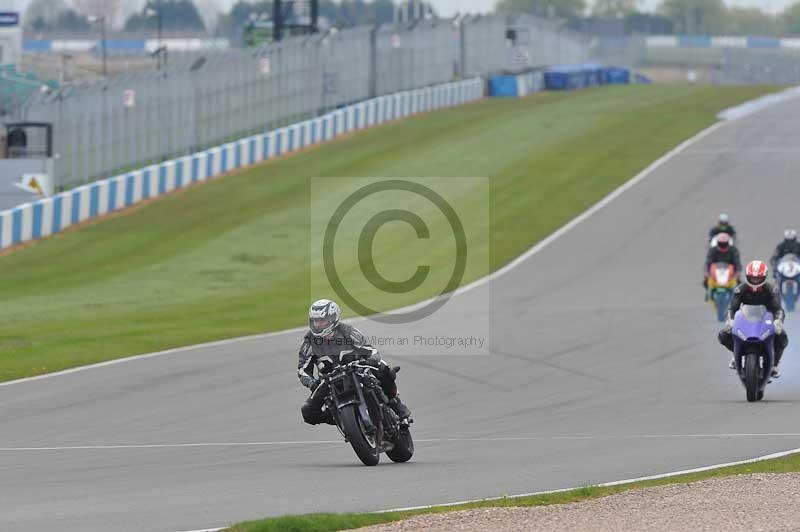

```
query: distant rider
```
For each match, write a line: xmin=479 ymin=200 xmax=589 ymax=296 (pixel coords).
xmin=770 ymin=229 xmax=800 ymax=273
xmin=704 ymin=233 xmax=741 ymax=291
xmin=709 ymin=213 xmax=736 ymax=242
xmin=719 ymin=261 xmax=788 ymax=377
xmin=297 ymin=299 xmax=412 ymax=425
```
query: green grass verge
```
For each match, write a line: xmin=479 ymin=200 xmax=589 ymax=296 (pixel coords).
xmin=0 ymin=85 xmax=776 ymax=382
xmin=227 ymin=450 xmax=800 ymax=532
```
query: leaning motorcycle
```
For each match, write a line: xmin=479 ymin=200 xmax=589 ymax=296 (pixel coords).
xmin=776 ymin=254 xmax=800 ymax=312
xmin=321 ymin=360 xmax=414 ymax=466
xmin=708 ymin=262 xmax=737 ymax=322
xmin=731 ymin=304 xmax=776 ymax=402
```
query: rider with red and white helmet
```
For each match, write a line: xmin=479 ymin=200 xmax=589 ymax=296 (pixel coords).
xmin=719 ymin=260 xmax=788 ymax=377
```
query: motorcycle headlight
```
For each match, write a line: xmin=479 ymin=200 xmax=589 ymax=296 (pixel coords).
xmin=736 ymin=329 xmax=748 ymax=341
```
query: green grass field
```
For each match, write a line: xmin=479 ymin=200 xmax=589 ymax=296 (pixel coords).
xmin=0 ymin=85 xmax=776 ymax=382
xmin=227 ymin=451 xmax=800 ymax=532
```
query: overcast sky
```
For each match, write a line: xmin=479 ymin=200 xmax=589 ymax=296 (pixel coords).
xmin=1 ymin=0 xmax=795 ymax=22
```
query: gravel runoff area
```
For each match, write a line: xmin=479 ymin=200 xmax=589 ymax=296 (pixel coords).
xmin=358 ymin=474 xmax=800 ymax=532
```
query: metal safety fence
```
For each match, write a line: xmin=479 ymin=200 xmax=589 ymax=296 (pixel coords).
xmin=6 ymin=14 xmax=590 ymax=191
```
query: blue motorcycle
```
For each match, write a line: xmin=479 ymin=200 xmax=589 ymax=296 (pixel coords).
xmin=732 ymin=305 xmax=776 ymax=402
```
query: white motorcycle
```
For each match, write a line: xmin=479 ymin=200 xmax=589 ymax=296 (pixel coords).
xmin=776 ymin=254 xmax=800 ymax=312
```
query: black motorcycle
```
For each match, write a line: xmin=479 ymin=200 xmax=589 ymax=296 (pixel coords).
xmin=322 ymin=360 xmax=414 ymax=466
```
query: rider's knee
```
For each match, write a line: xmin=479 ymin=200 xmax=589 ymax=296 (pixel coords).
xmin=777 ymin=332 xmax=789 ymax=350
xmin=301 ymin=402 xmax=319 ymax=425
xmin=718 ymin=330 xmax=733 ymax=349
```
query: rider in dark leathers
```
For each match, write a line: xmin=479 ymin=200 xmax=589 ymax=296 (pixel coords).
xmin=709 ymin=213 xmax=736 ymax=241
xmin=704 ymin=234 xmax=741 ymax=289
xmin=298 ymin=299 xmax=411 ymax=426
xmin=719 ymin=261 xmax=788 ymax=377
xmin=770 ymin=229 xmax=800 ymax=273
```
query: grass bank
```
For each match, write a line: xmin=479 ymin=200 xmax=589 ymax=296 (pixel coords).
xmin=0 ymin=85 xmax=775 ymax=382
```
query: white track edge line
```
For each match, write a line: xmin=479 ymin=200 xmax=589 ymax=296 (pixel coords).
xmin=375 ymin=445 xmax=800 ymax=513
xmin=6 ymin=433 xmax=800 ymax=452
xmin=2 ymin=116 xmax=729 ymax=389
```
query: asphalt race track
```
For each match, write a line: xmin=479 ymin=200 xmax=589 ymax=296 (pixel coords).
xmin=3 ymin=97 xmax=800 ymax=532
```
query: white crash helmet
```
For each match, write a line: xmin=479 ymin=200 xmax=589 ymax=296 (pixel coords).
xmin=308 ymin=299 xmax=341 ymax=338
xmin=784 ymin=229 xmax=797 ymax=241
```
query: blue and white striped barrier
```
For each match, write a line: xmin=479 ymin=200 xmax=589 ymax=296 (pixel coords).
xmin=646 ymin=35 xmax=800 ymax=50
xmin=0 ymin=78 xmax=484 ymax=251
xmin=24 ymin=38 xmax=230 ymax=53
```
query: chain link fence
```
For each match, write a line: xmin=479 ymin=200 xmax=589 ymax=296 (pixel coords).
xmin=6 ymin=14 xmax=590 ymax=191
xmin=591 ymin=37 xmax=800 ymax=86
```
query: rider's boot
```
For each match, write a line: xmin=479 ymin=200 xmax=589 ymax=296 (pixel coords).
xmin=729 ymin=357 xmax=736 ymax=370
xmin=390 ymin=396 xmax=412 ymax=422
xmin=772 ymin=343 xmax=786 ymax=378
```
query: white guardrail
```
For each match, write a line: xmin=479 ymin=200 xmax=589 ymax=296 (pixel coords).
xmin=0 ymin=78 xmax=485 ymax=251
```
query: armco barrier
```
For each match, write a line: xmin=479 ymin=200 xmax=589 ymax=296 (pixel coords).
xmin=0 ymin=78 xmax=484 ymax=251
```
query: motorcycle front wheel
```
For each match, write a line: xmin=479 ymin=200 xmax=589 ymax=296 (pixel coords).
xmin=386 ymin=427 xmax=414 ymax=463
xmin=744 ymin=352 xmax=761 ymax=403
xmin=340 ymin=405 xmax=380 ymax=466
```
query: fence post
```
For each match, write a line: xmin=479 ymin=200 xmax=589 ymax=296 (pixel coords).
xmin=369 ymin=26 xmax=378 ymax=98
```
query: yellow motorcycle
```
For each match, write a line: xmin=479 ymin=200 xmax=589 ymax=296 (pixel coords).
xmin=708 ymin=262 xmax=737 ymax=322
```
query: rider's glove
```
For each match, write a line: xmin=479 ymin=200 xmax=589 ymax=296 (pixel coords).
xmin=723 ymin=319 xmax=734 ymax=334
xmin=774 ymin=319 xmax=784 ymax=335
xmin=309 ymin=379 xmax=321 ymax=392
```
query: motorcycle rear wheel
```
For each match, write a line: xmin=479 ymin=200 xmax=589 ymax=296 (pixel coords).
xmin=340 ymin=405 xmax=380 ymax=466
